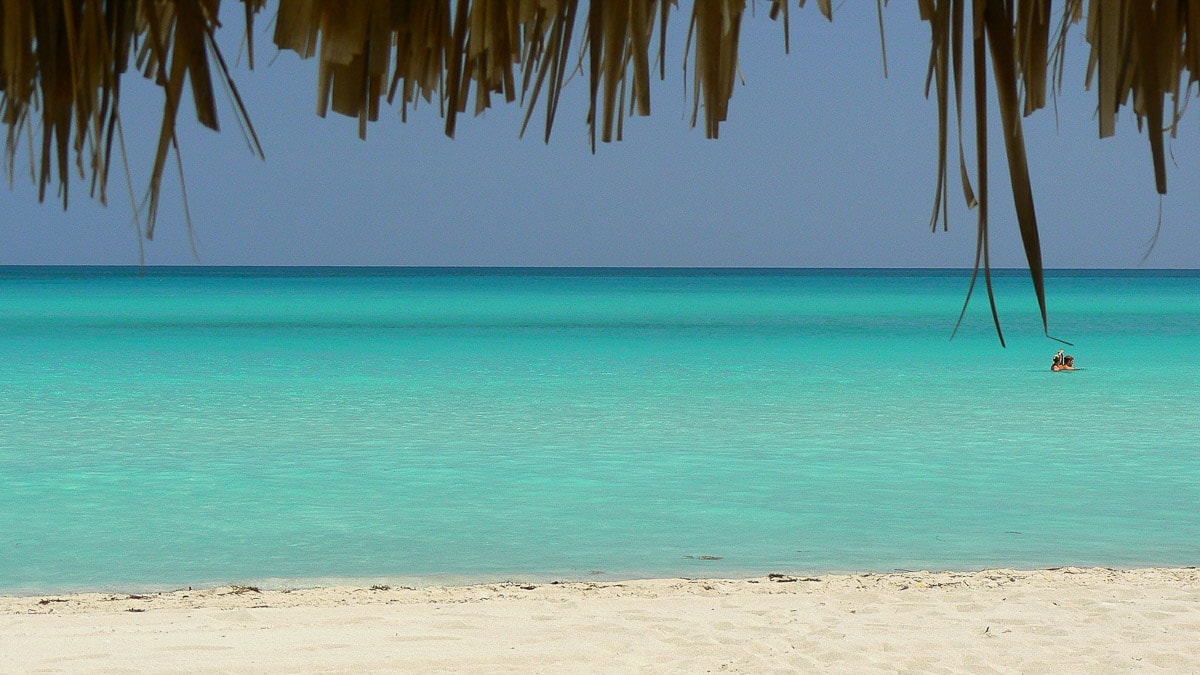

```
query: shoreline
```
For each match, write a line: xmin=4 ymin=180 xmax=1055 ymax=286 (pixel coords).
xmin=5 ymin=565 xmax=1199 ymax=612
xmin=5 ymin=566 xmax=1199 ymax=672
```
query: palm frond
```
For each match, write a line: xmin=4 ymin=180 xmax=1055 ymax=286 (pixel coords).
xmin=923 ymin=1 xmax=1192 ymax=344
xmin=1 ymin=1 xmax=1196 ymax=342
xmin=0 ymin=0 xmax=263 ymax=238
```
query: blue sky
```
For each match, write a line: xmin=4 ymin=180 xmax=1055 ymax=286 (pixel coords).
xmin=2 ymin=3 xmax=1197 ymax=267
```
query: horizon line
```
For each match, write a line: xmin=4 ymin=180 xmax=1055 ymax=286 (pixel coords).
xmin=2 ymin=264 xmax=1198 ymax=274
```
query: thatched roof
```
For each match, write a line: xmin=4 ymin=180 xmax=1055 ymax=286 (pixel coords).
xmin=2 ymin=1 xmax=1197 ymax=341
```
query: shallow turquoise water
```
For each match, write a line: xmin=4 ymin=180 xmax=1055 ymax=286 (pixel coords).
xmin=1 ymin=268 xmax=1197 ymax=593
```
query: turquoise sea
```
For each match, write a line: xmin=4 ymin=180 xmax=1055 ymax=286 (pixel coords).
xmin=1 ymin=267 xmax=1197 ymax=594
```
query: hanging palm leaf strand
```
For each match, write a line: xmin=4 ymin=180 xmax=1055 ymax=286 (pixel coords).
xmin=924 ymin=1 xmax=1197 ymax=344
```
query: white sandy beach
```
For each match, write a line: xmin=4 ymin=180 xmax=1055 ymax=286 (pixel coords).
xmin=3 ymin=567 xmax=1199 ymax=673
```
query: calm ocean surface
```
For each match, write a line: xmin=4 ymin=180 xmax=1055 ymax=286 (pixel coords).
xmin=1 ymin=267 xmax=1197 ymax=594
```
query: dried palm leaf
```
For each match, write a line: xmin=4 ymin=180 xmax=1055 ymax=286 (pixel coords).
xmin=925 ymin=0 xmax=1196 ymax=345
xmin=2 ymin=1 xmax=1197 ymax=342
xmin=1 ymin=0 xmax=263 ymax=239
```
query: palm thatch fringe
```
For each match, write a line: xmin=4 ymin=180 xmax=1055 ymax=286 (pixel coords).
xmin=2 ymin=1 xmax=1197 ymax=338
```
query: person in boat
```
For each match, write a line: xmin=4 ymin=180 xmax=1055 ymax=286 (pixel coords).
xmin=1051 ymin=351 xmax=1076 ymax=371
